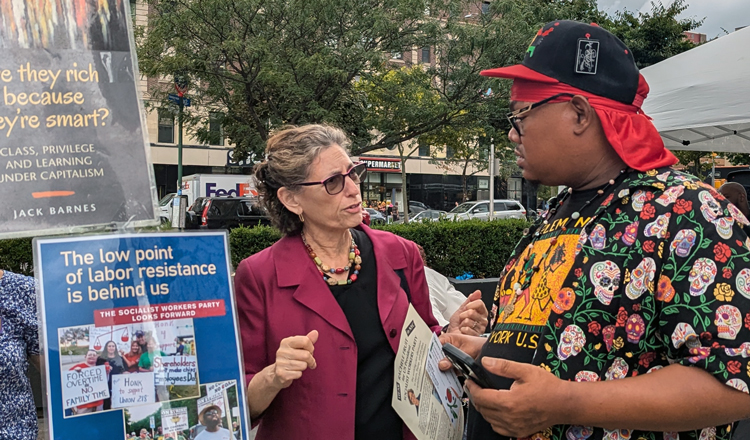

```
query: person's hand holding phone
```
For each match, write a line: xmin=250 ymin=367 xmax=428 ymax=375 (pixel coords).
xmin=438 ymin=332 xmax=486 ymax=373
xmin=466 ymin=357 xmax=570 ymax=438
xmin=442 ymin=343 xmax=497 ymax=388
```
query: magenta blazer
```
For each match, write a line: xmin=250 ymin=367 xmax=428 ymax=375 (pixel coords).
xmin=235 ymin=225 xmax=440 ymax=440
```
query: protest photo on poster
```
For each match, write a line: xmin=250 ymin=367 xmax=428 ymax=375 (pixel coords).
xmin=58 ymin=319 xmax=200 ymax=417
xmin=122 ymin=380 xmax=243 ymax=440
xmin=162 ymin=407 xmax=189 ymax=435
xmin=0 ymin=0 xmax=158 ymax=239
xmin=133 ymin=319 xmax=196 ymax=355
xmin=89 ymin=324 xmax=133 ymax=354
xmin=38 ymin=233 xmax=249 ymax=439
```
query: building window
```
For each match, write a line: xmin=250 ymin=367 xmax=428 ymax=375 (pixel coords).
xmin=508 ymin=177 xmax=522 ymax=201
xmin=418 ymin=139 xmax=430 ymax=156
xmin=157 ymin=109 xmax=174 ymax=143
xmin=391 ymin=51 xmax=403 ymax=60
xmin=208 ymin=112 xmax=224 ymax=146
xmin=421 ymin=47 xmax=430 ymax=63
xmin=130 ymin=0 xmax=137 ymax=19
xmin=446 ymin=146 xmax=454 ymax=158
xmin=481 ymin=1 xmax=490 ymax=14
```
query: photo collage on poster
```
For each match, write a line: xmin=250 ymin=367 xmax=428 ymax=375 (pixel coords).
xmin=58 ymin=319 xmax=199 ymax=419
xmin=56 ymin=319 xmax=240 ymax=439
xmin=58 ymin=318 xmax=243 ymax=439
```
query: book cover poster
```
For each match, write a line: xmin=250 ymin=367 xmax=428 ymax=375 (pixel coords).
xmin=0 ymin=0 xmax=158 ymax=238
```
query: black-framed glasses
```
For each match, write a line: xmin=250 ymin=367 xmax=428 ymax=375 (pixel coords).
xmin=506 ymin=93 xmax=575 ymax=137
xmin=298 ymin=162 xmax=367 ymax=195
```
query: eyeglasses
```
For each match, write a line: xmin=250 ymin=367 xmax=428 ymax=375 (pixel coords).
xmin=506 ymin=93 xmax=574 ymax=137
xmin=204 ymin=410 xmax=219 ymax=416
xmin=298 ymin=162 xmax=367 ymax=195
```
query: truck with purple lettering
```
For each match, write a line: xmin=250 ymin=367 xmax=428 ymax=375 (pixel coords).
xmin=180 ymin=174 xmax=258 ymax=207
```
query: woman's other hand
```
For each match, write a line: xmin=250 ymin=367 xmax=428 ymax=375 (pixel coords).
xmin=270 ymin=330 xmax=319 ymax=390
xmin=446 ymin=290 xmax=488 ymax=336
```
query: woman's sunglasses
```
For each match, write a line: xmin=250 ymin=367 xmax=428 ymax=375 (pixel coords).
xmin=297 ymin=162 xmax=368 ymax=195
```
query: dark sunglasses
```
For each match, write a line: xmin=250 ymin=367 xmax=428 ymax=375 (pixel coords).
xmin=298 ymin=162 xmax=367 ymax=195
xmin=506 ymin=93 xmax=574 ymax=137
xmin=204 ymin=410 xmax=219 ymax=416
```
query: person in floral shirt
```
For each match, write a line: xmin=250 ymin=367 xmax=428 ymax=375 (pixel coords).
xmin=439 ymin=20 xmax=750 ymax=440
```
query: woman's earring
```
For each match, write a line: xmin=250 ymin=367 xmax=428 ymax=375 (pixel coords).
xmin=299 ymin=213 xmax=305 ymax=223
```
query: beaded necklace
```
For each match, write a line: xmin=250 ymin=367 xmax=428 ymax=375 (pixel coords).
xmin=302 ymin=230 xmax=362 ymax=286
xmin=498 ymin=169 xmax=628 ymax=324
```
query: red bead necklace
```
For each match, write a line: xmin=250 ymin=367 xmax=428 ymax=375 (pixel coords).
xmin=302 ymin=230 xmax=362 ymax=286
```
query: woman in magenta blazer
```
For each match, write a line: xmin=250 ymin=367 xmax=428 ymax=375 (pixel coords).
xmin=235 ymin=125 xmax=487 ymax=440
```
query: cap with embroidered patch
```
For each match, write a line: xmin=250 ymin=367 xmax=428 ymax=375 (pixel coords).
xmin=481 ymin=20 xmax=639 ymax=105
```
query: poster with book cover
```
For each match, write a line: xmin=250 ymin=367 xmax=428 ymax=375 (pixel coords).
xmin=0 ymin=0 xmax=158 ymax=239
xmin=35 ymin=232 xmax=249 ymax=440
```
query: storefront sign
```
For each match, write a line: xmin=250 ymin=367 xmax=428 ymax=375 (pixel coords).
xmin=360 ymin=157 xmax=401 ymax=173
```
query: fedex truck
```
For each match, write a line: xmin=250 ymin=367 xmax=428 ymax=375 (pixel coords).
xmin=181 ymin=174 xmax=258 ymax=207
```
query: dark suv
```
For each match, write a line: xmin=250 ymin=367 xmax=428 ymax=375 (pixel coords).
xmin=185 ymin=197 xmax=272 ymax=230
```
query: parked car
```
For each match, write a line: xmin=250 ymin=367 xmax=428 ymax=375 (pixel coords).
xmin=408 ymin=200 xmax=430 ymax=215
xmin=396 ymin=209 xmax=447 ymax=223
xmin=365 ymin=208 xmax=387 ymax=225
xmin=449 ymin=200 xmax=526 ymax=221
xmin=185 ymin=197 xmax=271 ymax=230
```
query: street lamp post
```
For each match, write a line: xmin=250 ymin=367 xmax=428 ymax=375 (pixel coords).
xmin=489 ymin=142 xmax=495 ymax=221
xmin=174 ymin=74 xmax=189 ymax=194
xmin=177 ymin=97 xmax=184 ymax=191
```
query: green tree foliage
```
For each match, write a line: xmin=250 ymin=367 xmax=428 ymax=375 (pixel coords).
xmin=424 ymin=122 xmax=490 ymax=203
xmin=138 ymin=0 xmax=430 ymax=159
xmin=137 ymin=0 xmax=702 ymax=164
xmin=672 ymin=150 xmax=714 ymax=179
xmin=601 ymin=0 xmax=702 ymax=69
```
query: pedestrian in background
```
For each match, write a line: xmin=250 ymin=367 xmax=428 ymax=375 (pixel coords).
xmin=0 ymin=270 xmax=40 ymax=439
xmin=719 ymin=182 xmax=750 ymax=235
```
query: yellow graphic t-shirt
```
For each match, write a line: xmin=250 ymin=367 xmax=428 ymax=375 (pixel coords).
xmin=468 ymin=189 xmax=601 ymax=440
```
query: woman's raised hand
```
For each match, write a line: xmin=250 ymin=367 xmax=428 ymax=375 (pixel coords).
xmin=270 ymin=330 xmax=319 ymax=390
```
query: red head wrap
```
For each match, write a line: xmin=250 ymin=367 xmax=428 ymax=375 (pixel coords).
xmin=510 ymin=75 xmax=677 ymax=171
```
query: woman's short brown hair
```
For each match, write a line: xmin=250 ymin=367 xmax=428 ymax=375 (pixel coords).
xmin=253 ymin=124 xmax=351 ymax=235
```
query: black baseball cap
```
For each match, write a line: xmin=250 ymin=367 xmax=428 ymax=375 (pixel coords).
xmin=481 ymin=20 xmax=640 ymax=105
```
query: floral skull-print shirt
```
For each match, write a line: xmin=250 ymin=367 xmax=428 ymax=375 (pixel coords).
xmin=486 ymin=168 xmax=750 ymax=440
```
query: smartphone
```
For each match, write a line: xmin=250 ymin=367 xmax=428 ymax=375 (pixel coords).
xmin=442 ymin=343 xmax=497 ymax=389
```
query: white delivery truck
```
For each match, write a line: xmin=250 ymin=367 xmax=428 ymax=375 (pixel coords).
xmin=180 ymin=174 xmax=258 ymax=207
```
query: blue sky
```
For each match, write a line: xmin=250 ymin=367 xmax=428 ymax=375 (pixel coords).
xmin=597 ymin=0 xmax=749 ymax=39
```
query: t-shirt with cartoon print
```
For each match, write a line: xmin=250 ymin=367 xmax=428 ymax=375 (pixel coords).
xmin=468 ymin=187 xmax=601 ymax=440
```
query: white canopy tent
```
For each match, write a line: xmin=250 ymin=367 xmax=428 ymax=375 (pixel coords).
xmin=641 ymin=26 xmax=750 ymax=153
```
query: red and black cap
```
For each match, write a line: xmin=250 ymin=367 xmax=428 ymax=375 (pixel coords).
xmin=481 ymin=20 xmax=640 ymax=105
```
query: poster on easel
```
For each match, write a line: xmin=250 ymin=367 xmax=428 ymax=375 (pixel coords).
xmin=35 ymin=232 xmax=250 ymax=440
xmin=0 ymin=0 xmax=158 ymax=239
